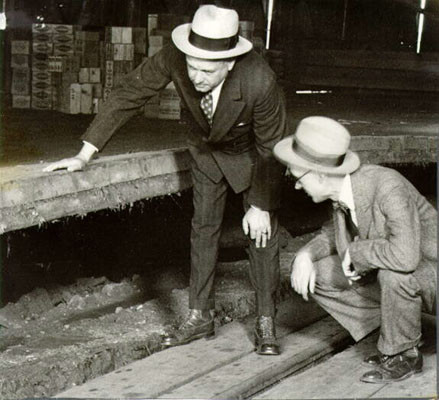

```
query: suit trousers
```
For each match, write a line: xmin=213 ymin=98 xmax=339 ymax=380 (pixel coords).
xmin=189 ymin=162 xmax=280 ymax=317
xmin=311 ymin=255 xmax=437 ymax=355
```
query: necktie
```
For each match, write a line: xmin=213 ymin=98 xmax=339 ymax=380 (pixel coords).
xmin=200 ymin=91 xmax=213 ymax=126
xmin=333 ymin=201 xmax=359 ymax=258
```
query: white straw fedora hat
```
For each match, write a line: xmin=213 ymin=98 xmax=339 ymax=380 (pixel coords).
xmin=172 ymin=5 xmax=253 ymax=59
xmin=273 ymin=116 xmax=360 ymax=174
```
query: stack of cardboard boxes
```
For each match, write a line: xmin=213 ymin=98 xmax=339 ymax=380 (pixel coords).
xmin=11 ymin=40 xmax=31 ymax=108
xmin=10 ymin=14 xmax=257 ymax=122
xmin=143 ymin=14 xmax=191 ymax=120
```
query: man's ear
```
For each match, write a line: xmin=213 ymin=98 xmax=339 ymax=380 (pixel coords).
xmin=227 ymin=59 xmax=236 ymax=71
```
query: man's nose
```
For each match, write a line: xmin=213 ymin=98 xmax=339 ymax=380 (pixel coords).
xmin=295 ymin=181 xmax=303 ymax=190
xmin=192 ymin=71 xmax=204 ymax=84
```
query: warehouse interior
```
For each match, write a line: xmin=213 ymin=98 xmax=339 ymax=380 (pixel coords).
xmin=0 ymin=1 xmax=437 ymax=398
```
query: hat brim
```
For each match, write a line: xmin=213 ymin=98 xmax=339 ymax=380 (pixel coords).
xmin=274 ymin=136 xmax=361 ymax=175
xmin=172 ymin=23 xmax=253 ymax=59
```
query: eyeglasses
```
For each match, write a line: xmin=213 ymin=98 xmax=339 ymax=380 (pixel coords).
xmin=290 ymin=170 xmax=311 ymax=186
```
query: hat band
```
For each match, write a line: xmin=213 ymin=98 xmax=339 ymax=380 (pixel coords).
xmin=293 ymin=138 xmax=346 ymax=167
xmin=189 ymin=30 xmax=238 ymax=52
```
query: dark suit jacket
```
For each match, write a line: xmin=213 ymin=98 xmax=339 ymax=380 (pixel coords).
xmin=82 ymin=44 xmax=287 ymax=210
xmin=302 ymin=164 xmax=437 ymax=274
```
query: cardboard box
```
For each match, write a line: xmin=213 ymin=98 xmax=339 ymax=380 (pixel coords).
xmin=148 ymin=35 xmax=165 ymax=47
xmin=11 ymin=68 xmax=30 ymax=95
xmin=69 ymin=83 xmax=81 ymax=114
xmin=89 ymin=68 xmax=101 ymax=83
xmin=32 ymin=42 xmax=54 ymax=54
xmin=103 ymin=87 xmax=112 ymax=102
xmin=147 ymin=14 xmax=159 ymax=36
xmin=79 ymin=67 xmax=90 ymax=83
xmin=52 ymin=24 xmax=75 ymax=34
xmin=92 ymin=98 xmax=102 ymax=114
xmin=32 ymin=70 xmax=51 ymax=82
xmin=122 ymin=27 xmax=132 ymax=44
xmin=12 ymin=95 xmax=31 ymax=109
xmin=76 ymin=31 xmax=100 ymax=42
xmin=80 ymin=83 xmax=93 ymax=114
xmin=113 ymin=60 xmax=133 ymax=74
xmin=132 ymin=28 xmax=147 ymax=54
xmin=11 ymin=54 xmax=29 ymax=68
xmin=11 ymin=40 xmax=30 ymax=55
xmin=63 ymin=55 xmax=81 ymax=73
xmin=33 ymin=32 xmax=52 ymax=42
xmin=107 ymin=43 xmax=135 ymax=61
xmin=92 ymin=83 xmax=103 ymax=98
xmin=32 ymin=79 xmax=52 ymax=91
xmin=105 ymin=27 xmax=123 ymax=43
xmin=53 ymin=33 xmax=74 ymax=45
xmin=54 ymin=43 xmax=75 ymax=56
xmin=32 ymin=23 xmax=53 ymax=34
xmin=48 ymin=56 xmax=63 ymax=72
xmin=31 ymin=97 xmax=52 ymax=110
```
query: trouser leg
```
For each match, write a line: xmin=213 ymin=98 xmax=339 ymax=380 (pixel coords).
xmin=189 ymin=163 xmax=228 ymax=311
xmin=311 ymin=255 xmax=381 ymax=342
xmin=377 ymin=269 xmax=424 ymax=355
xmin=243 ymin=193 xmax=280 ymax=317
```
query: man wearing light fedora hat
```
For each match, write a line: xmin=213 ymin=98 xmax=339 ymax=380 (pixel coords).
xmin=273 ymin=116 xmax=437 ymax=382
xmin=45 ymin=5 xmax=287 ymax=355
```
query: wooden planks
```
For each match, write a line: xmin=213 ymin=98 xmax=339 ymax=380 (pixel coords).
xmin=256 ymin=333 xmax=437 ymax=399
xmin=54 ymin=298 xmax=335 ymax=399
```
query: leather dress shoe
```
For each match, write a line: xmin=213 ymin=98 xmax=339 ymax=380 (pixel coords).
xmin=364 ymin=339 xmax=424 ymax=366
xmin=161 ymin=309 xmax=214 ymax=348
xmin=364 ymin=352 xmax=390 ymax=366
xmin=360 ymin=347 xmax=423 ymax=383
xmin=254 ymin=316 xmax=280 ymax=356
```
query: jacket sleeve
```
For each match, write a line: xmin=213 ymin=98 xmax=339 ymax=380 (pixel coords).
xmin=81 ymin=45 xmax=175 ymax=150
xmin=246 ymin=78 xmax=288 ymax=210
xmin=349 ymin=185 xmax=422 ymax=274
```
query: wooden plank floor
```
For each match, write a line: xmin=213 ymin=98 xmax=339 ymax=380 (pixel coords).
xmin=54 ymin=297 xmax=350 ymax=399
xmin=256 ymin=332 xmax=437 ymax=399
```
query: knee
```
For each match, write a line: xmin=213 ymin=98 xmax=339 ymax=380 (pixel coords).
xmin=378 ymin=269 xmax=421 ymax=298
xmin=314 ymin=256 xmax=350 ymax=291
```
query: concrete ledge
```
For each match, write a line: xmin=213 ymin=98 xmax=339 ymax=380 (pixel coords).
xmin=0 ymin=135 xmax=436 ymax=234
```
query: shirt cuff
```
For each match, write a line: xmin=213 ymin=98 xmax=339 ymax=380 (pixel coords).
xmin=77 ymin=141 xmax=98 ymax=162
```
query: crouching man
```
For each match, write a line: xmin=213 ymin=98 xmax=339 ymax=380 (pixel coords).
xmin=273 ymin=116 xmax=437 ymax=383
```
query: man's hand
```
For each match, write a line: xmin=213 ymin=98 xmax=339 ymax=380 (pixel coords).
xmin=43 ymin=156 xmax=87 ymax=172
xmin=341 ymin=249 xmax=361 ymax=285
xmin=291 ymin=252 xmax=316 ymax=301
xmin=242 ymin=206 xmax=271 ymax=248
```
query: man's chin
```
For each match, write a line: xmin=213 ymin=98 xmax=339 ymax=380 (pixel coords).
xmin=311 ymin=195 xmax=325 ymax=203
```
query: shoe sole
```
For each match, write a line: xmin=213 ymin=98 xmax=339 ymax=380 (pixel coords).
xmin=360 ymin=369 xmax=422 ymax=384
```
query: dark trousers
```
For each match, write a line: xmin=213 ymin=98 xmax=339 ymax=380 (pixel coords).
xmin=311 ymin=255 xmax=437 ymax=355
xmin=189 ymin=162 xmax=280 ymax=317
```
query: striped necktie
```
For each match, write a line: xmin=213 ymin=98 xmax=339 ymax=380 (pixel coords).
xmin=333 ymin=201 xmax=359 ymax=258
xmin=200 ymin=91 xmax=213 ymax=126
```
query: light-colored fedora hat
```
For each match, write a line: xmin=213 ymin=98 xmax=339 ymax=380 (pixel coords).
xmin=273 ymin=116 xmax=360 ymax=174
xmin=172 ymin=5 xmax=253 ymax=59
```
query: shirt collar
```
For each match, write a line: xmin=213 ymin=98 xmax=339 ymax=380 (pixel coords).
xmin=211 ymin=79 xmax=225 ymax=113
xmin=338 ymin=174 xmax=355 ymax=211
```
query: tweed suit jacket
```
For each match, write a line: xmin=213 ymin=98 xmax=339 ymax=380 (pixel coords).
xmin=82 ymin=44 xmax=287 ymax=210
xmin=302 ymin=164 xmax=437 ymax=275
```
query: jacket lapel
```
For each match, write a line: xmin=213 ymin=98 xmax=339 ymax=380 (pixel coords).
xmin=208 ymin=74 xmax=245 ymax=143
xmin=351 ymin=167 xmax=372 ymax=239
xmin=174 ymin=75 xmax=210 ymax=133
